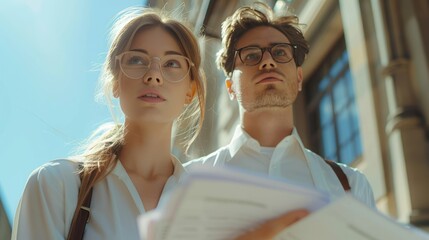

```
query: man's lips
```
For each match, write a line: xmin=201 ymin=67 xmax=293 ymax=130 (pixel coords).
xmin=255 ymin=72 xmax=284 ymax=84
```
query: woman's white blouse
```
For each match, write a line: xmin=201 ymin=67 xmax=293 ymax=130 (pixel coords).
xmin=11 ymin=158 xmax=185 ymax=240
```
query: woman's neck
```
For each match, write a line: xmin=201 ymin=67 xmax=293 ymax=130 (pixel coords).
xmin=119 ymin=122 xmax=174 ymax=179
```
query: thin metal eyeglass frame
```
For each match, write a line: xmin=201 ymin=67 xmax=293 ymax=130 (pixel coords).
xmin=115 ymin=51 xmax=195 ymax=83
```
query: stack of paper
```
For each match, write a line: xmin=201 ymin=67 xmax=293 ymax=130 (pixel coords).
xmin=278 ymin=194 xmax=429 ymax=240
xmin=138 ymin=166 xmax=429 ymax=240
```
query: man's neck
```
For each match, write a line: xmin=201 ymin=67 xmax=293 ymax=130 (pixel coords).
xmin=241 ymin=108 xmax=294 ymax=147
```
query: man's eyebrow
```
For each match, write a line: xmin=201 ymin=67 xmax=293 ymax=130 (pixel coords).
xmin=242 ymin=44 xmax=260 ymax=47
xmin=237 ymin=42 xmax=292 ymax=49
xmin=270 ymin=42 xmax=291 ymax=45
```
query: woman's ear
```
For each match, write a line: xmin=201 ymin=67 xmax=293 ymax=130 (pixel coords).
xmin=185 ymin=81 xmax=197 ymax=104
xmin=225 ymin=78 xmax=235 ymax=100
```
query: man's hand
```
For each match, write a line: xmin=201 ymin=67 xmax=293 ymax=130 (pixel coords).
xmin=234 ymin=209 xmax=309 ymax=240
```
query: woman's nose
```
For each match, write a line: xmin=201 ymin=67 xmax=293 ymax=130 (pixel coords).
xmin=143 ymin=59 xmax=163 ymax=85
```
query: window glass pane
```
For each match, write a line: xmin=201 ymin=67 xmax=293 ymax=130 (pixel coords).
xmin=327 ymin=153 xmax=337 ymax=162
xmin=350 ymin=101 xmax=361 ymax=133
xmin=322 ymin=122 xmax=336 ymax=159
xmin=318 ymin=76 xmax=330 ymax=91
xmin=342 ymin=50 xmax=349 ymax=62
xmin=340 ymin=142 xmax=354 ymax=165
xmin=319 ymin=95 xmax=333 ymax=126
xmin=329 ymin=56 xmax=345 ymax=77
xmin=354 ymin=131 xmax=363 ymax=156
xmin=333 ymin=78 xmax=347 ymax=112
xmin=337 ymin=108 xmax=352 ymax=144
xmin=344 ymin=70 xmax=355 ymax=99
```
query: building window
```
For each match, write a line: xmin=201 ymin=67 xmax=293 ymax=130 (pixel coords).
xmin=306 ymin=39 xmax=363 ymax=165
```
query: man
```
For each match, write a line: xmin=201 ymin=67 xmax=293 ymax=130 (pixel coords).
xmin=186 ymin=2 xmax=375 ymax=207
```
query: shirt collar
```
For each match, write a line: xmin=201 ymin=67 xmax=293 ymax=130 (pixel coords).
xmin=112 ymin=156 xmax=187 ymax=182
xmin=227 ymin=126 xmax=308 ymax=161
xmin=112 ymin=160 xmax=128 ymax=179
xmin=278 ymin=127 xmax=307 ymax=151
xmin=171 ymin=155 xmax=187 ymax=183
xmin=228 ymin=126 xmax=252 ymax=157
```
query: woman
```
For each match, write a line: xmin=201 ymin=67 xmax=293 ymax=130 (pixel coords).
xmin=12 ymin=7 xmax=205 ymax=239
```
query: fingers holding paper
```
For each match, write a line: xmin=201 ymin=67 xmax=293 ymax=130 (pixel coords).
xmin=234 ymin=209 xmax=309 ymax=240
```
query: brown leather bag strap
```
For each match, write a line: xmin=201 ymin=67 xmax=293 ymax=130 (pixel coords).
xmin=324 ymin=160 xmax=351 ymax=191
xmin=67 ymin=169 xmax=94 ymax=240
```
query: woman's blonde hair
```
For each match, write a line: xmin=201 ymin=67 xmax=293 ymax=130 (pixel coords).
xmin=68 ymin=7 xmax=206 ymax=236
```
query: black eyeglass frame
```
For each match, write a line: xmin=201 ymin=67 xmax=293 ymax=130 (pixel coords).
xmin=233 ymin=43 xmax=298 ymax=69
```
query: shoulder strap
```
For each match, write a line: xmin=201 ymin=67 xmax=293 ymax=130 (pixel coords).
xmin=324 ymin=160 xmax=351 ymax=191
xmin=67 ymin=170 xmax=94 ymax=240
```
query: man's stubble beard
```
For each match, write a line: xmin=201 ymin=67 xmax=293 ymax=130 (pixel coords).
xmin=238 ymin=84 xmax=298 ymax=112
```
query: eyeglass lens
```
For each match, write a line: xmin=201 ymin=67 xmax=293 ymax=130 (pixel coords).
xmin=118 ymin=52 xmax=191 ymax=82
xmin=239 ymin=44 xmax=294 ymax=66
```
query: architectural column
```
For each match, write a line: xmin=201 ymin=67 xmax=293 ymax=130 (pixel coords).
xmin=373 ymin=0 xmax=429 ymax=226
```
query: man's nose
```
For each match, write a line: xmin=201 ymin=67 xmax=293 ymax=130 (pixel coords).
xmin=259 ymin=51 xmax=277 ymax=70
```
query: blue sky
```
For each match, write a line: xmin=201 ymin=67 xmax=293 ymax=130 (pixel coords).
xmin=0 ymin=0 xmax=145 ymax=224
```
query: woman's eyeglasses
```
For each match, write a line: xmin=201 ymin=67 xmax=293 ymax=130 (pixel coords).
xmin=115 ymin=51 xmax=194 ymax=83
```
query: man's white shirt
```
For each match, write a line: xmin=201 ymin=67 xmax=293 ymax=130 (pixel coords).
xmin=185 ymin=126 xmax=376 ymax=208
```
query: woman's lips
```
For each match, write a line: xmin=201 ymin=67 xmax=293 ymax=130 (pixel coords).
xmin=138 ymin=91 xmax=166 ymax=102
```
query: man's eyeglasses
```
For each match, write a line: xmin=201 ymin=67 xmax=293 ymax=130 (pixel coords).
xmin=235 ymin=43 xmax=297 ymax=66
xmin=115 ymin=51 xmax=194 ymax=83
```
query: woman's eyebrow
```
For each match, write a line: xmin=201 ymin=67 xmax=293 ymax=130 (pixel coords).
xmin=129 ymin=49 xmax=148 ymax=54
xmin=165 ymin=50 xmax=184 ymax=56
xmin=128 ymin=49 xmax=184 ymax=56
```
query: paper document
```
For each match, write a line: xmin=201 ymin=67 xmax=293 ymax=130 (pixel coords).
xmin=138 ymin=166 xmax=429 ymax=240
xmin=278 ymin=194 xmax=429 ymax=240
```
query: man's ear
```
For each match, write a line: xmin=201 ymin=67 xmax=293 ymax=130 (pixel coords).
xmin=297 ymin=67 xmax=303 ymax=91
xmin=185 ymin=81 xmax=197 ymax=104
xmin=225 ymin=78 xmax=236 ymax=100
xmin=113 ymin=81 xmax=120 ymax=98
